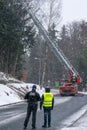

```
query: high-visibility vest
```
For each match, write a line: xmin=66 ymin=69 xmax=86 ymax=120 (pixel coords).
xmin=72 ymin=76 xmax=77 ymax=82
xmin=43 ymin=92 xmax=53 ymax=107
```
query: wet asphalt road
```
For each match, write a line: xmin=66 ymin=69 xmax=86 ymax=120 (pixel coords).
xmin=0 ymin=94 xmax=87 ymax=130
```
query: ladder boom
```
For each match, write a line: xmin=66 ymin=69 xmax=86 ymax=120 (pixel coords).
xmin=29 ymin=10 xmax=79 ymax=76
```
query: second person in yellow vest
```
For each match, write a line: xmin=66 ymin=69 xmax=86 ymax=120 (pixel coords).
xmin=40 ymin=87 xmax=54 ymax=128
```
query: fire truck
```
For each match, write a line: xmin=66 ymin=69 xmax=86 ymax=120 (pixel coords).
xmin=28 ymin=9 xmax=82 ymax=96
xmin=59 ymin=80 xmax=78 ymax=96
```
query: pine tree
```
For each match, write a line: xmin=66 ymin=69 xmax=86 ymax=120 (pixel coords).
xmin=0 ymin=0 xmax=36 ymax=78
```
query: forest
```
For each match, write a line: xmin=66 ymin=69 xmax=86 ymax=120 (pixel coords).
xmin=0 ymin=0 xmax=87 ymax=88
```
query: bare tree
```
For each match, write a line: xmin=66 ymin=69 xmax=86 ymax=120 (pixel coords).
xmin=25 ymin=0 xmax=62 ymax=86
xmin=32 ymin=0 xmax=62 ymax=29
xmin=34 ymin=0 xmax=62 ymax=86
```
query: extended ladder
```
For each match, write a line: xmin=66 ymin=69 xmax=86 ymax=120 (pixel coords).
xmin=29 ymin=10 xmax=79 ymax=76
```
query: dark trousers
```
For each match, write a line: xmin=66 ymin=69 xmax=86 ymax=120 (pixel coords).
xmin=43 ymin=108 xmax=51 ymax=126
xmin=24 ymin=104 xmax=37 ymax=128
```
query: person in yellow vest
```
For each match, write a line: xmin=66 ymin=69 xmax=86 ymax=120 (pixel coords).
xmin=40 ymin=87 xmax=54 ymax=128
xmin=72 ymin=74 xmax=77 ymax=84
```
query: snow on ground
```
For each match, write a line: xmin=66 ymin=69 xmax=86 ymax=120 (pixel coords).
xmin=0 ymin=72 xmax=45 ymax=106
xmin=0 ymin=83 xmax=45 ymax=106
xmin=60 ymin=92 xmax=87 ymax=130
xmin=0 ymin=71 xmax=72 ymax=107
xmin=0 ymin=72 xmax=21 ymax=83
xmin=61 ymin=104 xmax=87 ymax=130
xmin=1 ymin=82 xmax=87 ymax=130
xmin=1 ymin=82 xmax=71 ymax=106
xmin=0 ymin=81 xmax=72 ymax=107
xmin=1 ymin=72 xmax=87 ymax=130
xmin=7 ymin=83 xmax=45 ymax=97
xmin=0 ymin=84 xmax=21 ymax=105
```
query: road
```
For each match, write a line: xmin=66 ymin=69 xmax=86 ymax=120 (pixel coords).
xmin=0 ymin=94 xmax=87 ymax=130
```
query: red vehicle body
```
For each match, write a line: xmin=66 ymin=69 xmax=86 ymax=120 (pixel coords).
xmin=59 ymin=82 xmax=78 ymax=96
xmin=59 ymin=70 xmax=82 ymax=96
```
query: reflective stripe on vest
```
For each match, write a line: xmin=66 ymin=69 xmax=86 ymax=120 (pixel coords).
xmin=43 ymin=92 xmax=53 ymax=107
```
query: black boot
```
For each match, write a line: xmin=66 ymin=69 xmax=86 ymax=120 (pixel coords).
xmin=42 ymin=125 xmax=47 ymax=128
xmin=32 ymin=127 xmax=36 ymax=130
xmin=32 ymin=125 xmax=36 ymax=129
xmin=48 ymin=125 xmax=51 ymax=128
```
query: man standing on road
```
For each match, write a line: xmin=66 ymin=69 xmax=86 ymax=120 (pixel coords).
xmin=40 ymin=87 xmax=54 ymax=128
xmin=23 ymin=85 xmax=40 ymax=130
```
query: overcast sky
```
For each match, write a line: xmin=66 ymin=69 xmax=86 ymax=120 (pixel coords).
xmin=62 ymin=0 xmax=87 ymax=24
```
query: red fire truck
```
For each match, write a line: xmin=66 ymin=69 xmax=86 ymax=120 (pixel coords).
xmin=28 ymin=9 xmax=82 ymax=96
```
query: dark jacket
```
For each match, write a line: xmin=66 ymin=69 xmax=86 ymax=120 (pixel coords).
xmin=24 ymin=90 xmax=41 ymax=106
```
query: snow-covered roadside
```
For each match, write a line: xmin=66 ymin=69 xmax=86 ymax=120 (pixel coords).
xmin=1 ymin=82 xmax=87 ymax=130
xmin=0 ymin=82 xmax=73 ymax=107
xmin=0 ymin=72 xmax=24 ymax=106
xmin=60 ymin=92 xmax=87 ymax=130
xmin=0 ymin=84 xmax=21 ymax=106
xmin=0 ymin=71 xmax=45 ymax=106
xmin=1 ymin=72 xmax=87 ymax=130
xmin=60 ymin=104 xmax=87 ymax=130
xmin=0 ymin=83 xmax=44 ymax=106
